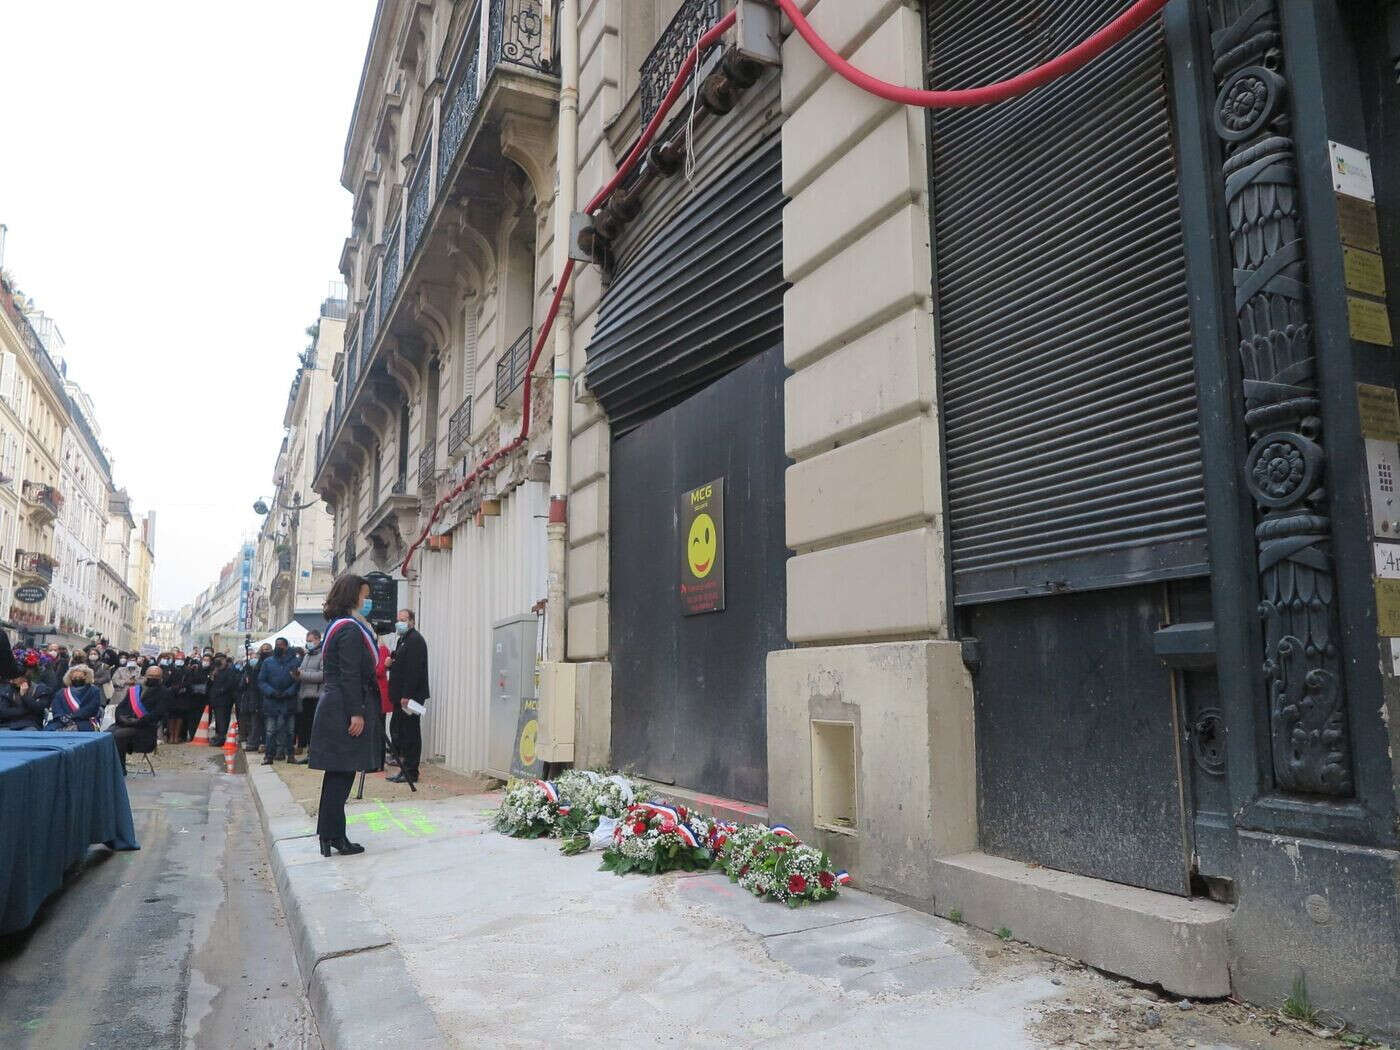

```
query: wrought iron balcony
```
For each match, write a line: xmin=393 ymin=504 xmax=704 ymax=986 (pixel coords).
xmin=382 ymin=223 xmax=401 ymax=323
xmin=15 ymin=549 xmax=57 ymax=584
xmin=495 ymin=329 xmax=532 ymax=407
xmin=439 ymin=26 xmax=482 ymax=187
xmin=405 ymin=152 xmax=431 ymax=265
xmin=488 ymin=0 xmax=554 ymax=76
xmin=22 ymin=481 xmax=62 ymax=522
xmin=448 ymin=396 xmax=473 ymax=459
xmin=640 ymin=0 xmax=722 ymax=127
xmin=418 ymin=440 xmax=436 ymax=496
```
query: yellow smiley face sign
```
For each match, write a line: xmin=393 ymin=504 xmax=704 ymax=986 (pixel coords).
xmin=679 ymin=478 xmax=725 ymax=615
xmin=687 ymin=512 xmax=717 ymax=578
xmin=518 ymin=718 xmax=539 ymax=767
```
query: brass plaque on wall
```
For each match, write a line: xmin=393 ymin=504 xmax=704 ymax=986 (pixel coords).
xmin=1349 ymin=296 xmax=1395 ymax=347
xmin=1357 ymin=384 xmax=1400 ymax=440
xmin=1376 ymin=577 xmax=1400 ymax=636
xmin=1337 ymin=194 xmax=1381 ymax=253
xmin=1344 ymin=247 xmax=1387 ymax=297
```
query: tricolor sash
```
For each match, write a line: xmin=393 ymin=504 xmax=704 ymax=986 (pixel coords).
xmin=324 ymin=617 xmax=378 ymax=660
xmin=62 ymin=688 xmax=81 ymax=714
xmin=128 ymin=685 xmax=147 ymax=719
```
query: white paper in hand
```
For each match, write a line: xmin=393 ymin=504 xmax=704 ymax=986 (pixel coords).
xmin=405 ymin=699 xmax=426 ymax=716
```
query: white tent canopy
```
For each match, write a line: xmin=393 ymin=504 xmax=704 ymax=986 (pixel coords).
xmin=247 ymin=620 xmax=310 ymax=652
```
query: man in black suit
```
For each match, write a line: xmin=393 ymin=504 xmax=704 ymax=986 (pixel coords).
xmin=386 ymin=609 xmax=429 ymax=785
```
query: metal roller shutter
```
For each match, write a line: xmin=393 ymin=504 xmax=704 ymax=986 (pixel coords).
xmin=584 ymin=139 xmax=784 ymax=435
xmin=928 ymin=1 xmax=1207 ymax=603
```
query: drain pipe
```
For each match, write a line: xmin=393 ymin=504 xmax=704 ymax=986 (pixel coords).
xmin=545 ymin=0 xmax=579 ymax=665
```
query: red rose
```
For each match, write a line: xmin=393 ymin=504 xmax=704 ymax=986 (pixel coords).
xmin=818 ymin=871 xmax=835 ymax=890
xmin=787 ymin=874 xmax=807 ymax=895
xmin=676 ymin=806 xmax=688 ymax=821
xmin=739 ymin=865 xmax=749 ymax=876
xmin=660 ymin=818 xmax=677 ymax=834
xmin=714 ymin=834 xmax=728 ymax=851
xmin=24 ymin=652 xmax=37 ymax=667
xmin=632 ymin=821 xmax=648 ymax=836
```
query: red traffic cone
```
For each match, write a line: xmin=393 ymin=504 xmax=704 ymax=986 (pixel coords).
xmin=223 ymin=711 xmax=240 ymax=754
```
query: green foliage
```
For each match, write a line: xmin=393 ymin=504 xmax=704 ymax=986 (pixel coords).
xmin=1282 ymin=973 xmax=1320 ymax=1024
xmin=599 ymin=842 xmax=712 ymax=877
xmin=947 ymin=908 xmax=963 ymax=924
xmin=994 ymin=926 xmax=1012 ymax=941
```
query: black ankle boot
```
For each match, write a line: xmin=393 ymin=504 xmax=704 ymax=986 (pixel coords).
xmin=319 ymin=838 xmax=332 ymax=857
xmin=329 ymin=837 xmax=364 ymax=856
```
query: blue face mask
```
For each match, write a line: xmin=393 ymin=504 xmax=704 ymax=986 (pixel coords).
xmin=359 ymin=598 xmax=374 ymax=618
xmin=394 ymin=621 xmax=409 ymax=635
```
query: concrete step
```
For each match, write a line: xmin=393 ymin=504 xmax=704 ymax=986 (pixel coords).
xmin=929 ymin=851 xmax=1232 ymax=999
xmin=638 ymin=778 xmax=769 ymax=828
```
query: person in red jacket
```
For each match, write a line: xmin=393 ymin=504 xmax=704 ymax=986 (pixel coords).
xmin=375 ymin=640 xmax=394 ymax=769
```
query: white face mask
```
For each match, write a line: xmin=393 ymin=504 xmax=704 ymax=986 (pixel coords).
xmin=202 ymin=661 xmax=211 ymax=668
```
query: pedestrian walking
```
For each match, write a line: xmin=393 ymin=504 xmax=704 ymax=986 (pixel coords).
xmin=386 ymin=609 xmax=429 ymax=786
xmin=309 ymin=574 xmax=382 ymax=857
xmin=292 ymin=630 xmax=324 ymax=758
xmin=258 ymin=637 xmax=300 ymax=764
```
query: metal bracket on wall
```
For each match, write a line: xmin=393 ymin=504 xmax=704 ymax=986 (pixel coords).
xmin=1152 ymin=621 xmax=1217 ymax=670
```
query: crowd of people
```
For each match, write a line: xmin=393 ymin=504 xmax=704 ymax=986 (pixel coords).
xmin=0 ymin=582 xmax=432 ymax=807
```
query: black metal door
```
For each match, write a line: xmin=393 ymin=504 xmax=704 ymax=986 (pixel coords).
xmin=609 ymin=347 xmax=787 ymax=803
xmin=927 ymin=1 xmax=1205 ymax=894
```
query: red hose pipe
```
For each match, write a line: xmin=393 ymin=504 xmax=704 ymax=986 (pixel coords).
xmin=776 ymin=0 xmax=1171 ymax=108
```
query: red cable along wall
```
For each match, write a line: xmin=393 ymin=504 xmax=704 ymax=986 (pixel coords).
xmin=398 ymin=0 xmax=1171 ymax=575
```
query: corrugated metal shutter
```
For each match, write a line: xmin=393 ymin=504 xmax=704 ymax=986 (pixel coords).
xmin=928 ymin=1 xmax=1208 ymax=603
xmin=585 ymin=137 xmax=784 ymax=435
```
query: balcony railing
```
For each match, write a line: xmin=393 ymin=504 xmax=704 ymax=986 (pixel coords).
xmin=419 ymin=440 xmax=436 ymax=495
xmin=439 ymin=27 xmax=482 ymax=187
xmin=22 ymin=481 xmax=62 ymax=518
xmin=382 ymin=223 xmax=402 ymax=323
xmin=488 ymin=0 xmax=553 ymax=77
xmin=495 ymin=329 xmax=532 ymax=407
xmin=640 ymin=0 xmax=721 ymax=127
xmin=363 ymin=282 xmax=378 ymax=362
xmin=405 ymin=152 xmax=432 ymax=264
xmin=448 ymin=396 xmax=473 ymax=458
xmin=15 ymin=549 xmax=57 ymax=583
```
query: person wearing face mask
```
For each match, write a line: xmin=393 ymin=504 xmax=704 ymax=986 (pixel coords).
xmin=257 ymin=637 xmax=301 ymax=764
xmin=292 ymin=630 xmax=324 ymax=759
xmin=44 ymin=664 xmax=102 ymax=731
xmin=308 ymin=575 xmax=382 ymax=856
xmin=385 ymin=609 xmax=429 ymax=786
xmin=109 ymin=665 xmax=170 ymax=774
xmin=241 ymin=645 xmax=270 ymax=752
xmin=183 ymin=653 xmax=211 ymax=742
xmin=207 ymin=655 xmax=239 ymax=748
xmin=0 ymin=674 xmax=51 ymax=730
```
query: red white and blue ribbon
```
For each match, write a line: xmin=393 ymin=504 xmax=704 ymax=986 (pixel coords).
xmin=634 ymin=802 xmax=698 ymax=846
xmin=325 ymin=617 xmax=378 ymax=659
xmin=535 ymin=779 xmax=559 ymax=803
xmin=127 ymin=685 xmax=147 ymax=719
xmin=770 ymin=824 xmax=797 ymax=838
xmin=835 ymin=870 xmax=851 ymax=885
xmin=62 ymin=688 xmax=80 ymax=714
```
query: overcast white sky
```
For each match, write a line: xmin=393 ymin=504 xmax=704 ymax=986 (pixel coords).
xmin=0 ymin=0 xmax=377 ymax=609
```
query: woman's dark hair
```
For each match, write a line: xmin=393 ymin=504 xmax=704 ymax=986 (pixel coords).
xmin=323 ymin=574 xmax=368 ymax=620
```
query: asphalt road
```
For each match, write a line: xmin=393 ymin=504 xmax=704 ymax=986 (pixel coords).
xmin=0 ymin=743 xmax=320 ymax=1050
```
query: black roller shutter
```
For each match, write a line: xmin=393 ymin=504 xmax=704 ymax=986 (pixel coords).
xmin=584 ymin=140 xmax=784 ymax=434
xmin=928 ymin=1 xmax=1207 ymax=603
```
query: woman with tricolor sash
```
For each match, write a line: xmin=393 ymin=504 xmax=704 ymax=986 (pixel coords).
xmin=44 ymin=664 xmax=103 ymax=732
xmin=308 ymin=574 xmax=384 ymax=857
xmin=108 ymin=665 xmax=171 ymax=774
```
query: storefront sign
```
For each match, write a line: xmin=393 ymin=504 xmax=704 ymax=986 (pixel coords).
xmin=1344 ymin=247 xmax=1387 ymax=298
xmin=1336 ymin=195 xmax=1381 ymax=253
xmin=14 ymin=585 xmax=46 ymax=604
xmin=1357 ymin=384 xmax=1400 ymax=441
xmin=364 ymin=572 xmax=398 ymax=634
xmin=679 ymin=477 xmax=725 ymax=616
xmin=510 ymin=695 xmax=543 ymax=777
xmin=1348 ymin=297 xmax=1394 ymax=347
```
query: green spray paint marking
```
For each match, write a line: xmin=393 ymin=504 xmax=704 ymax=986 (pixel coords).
xmin=346 ymin=800 xmax=438 ymax=837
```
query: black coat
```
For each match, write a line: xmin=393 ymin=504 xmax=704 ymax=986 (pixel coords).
xmin=112 ymin=682 xmax=169 ymax=750
xmin=0 ymin=682 xmax=51 ymax=730
xmin=0 ymin=630 xmax=20 ymax=681
xmin=209 ymin=666 xmax=239 ymax=707
xmin=308 ymin=617 xmax=383 ymax=773
xmin=388 ymin=628 xmax=429 ymax=703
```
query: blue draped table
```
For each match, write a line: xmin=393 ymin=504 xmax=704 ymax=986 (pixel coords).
xmin=0 ymin=731 xmax=139 ymax=934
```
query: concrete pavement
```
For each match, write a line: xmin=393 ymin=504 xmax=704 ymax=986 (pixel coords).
xmin=251 ymin=765 xmax=1350 ymax=1050
xmin=0 ymin=742 xmax=318 ymax=1050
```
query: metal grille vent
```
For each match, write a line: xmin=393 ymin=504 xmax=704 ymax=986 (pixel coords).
xmin=928 ymin=1 xmax=1208 ymax=603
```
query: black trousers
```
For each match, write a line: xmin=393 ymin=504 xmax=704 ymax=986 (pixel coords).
xmin=295 ymin=697 xmax=317 ymax=750
xmin=317 ymin=770 xmax=356 ymax=840
xmin=210 ymin=704 xmax=232 ymax=747
xmin=107 ymin=726 xmax=149 ymax=771
xmin=389 ymin=708 xmax=422 ymax=779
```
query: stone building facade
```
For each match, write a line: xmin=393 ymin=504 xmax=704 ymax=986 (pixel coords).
xmin=311 ymin=1 xmax=1400 ymax=1033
